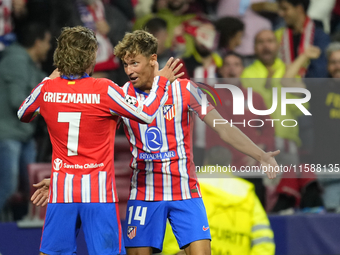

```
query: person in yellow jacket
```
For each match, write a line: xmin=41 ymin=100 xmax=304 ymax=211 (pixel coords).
xmin=240 ymin=29 xmax=323 ymax=213
xmin=162 ymin=147 xmax=275 ymax=255
xmin=241 ymin=29 xmax=319 ymax=167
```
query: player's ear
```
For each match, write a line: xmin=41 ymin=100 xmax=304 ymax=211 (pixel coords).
xmin=150 ymin=54 xmax=157 ymax=67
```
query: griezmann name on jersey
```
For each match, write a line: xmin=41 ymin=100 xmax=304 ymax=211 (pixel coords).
xmin=18 ymin=76 xmax=169 ymax=203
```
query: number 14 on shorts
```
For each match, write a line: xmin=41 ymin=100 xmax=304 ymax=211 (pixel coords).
xmin=128 ymin=206 xmax=148 ymax=225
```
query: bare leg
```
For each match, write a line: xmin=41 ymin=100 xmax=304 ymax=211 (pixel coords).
xmin=183 ymin=239 xmax=211 ymax=255
xmin=126 ymin=247 xmax=153 ymax=255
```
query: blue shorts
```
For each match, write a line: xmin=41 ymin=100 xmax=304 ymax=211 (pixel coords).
xmin=124 ymin=198 xmax=211 ymax=252
xmin=40 ymin=203 xmax=125 ymax=255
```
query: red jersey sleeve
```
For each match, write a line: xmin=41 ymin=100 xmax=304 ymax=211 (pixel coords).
xmin=186 ymin=80 xmax=214 ymax=120
xmin=105 ymin=76 xmax=170 ymax=124
xmin=17 ymin=77 xmax=50 ymax=122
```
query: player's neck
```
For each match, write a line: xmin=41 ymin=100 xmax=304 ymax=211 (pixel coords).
xmin=86 ymin=65 xmax=94 ymax=76
xmin=143 ymin=85 xmax=152 ymax=94
xmin=142 ymin=75 xmax=155 ymax=94
xmin=136 ymin=82 xmax=153 ymax=94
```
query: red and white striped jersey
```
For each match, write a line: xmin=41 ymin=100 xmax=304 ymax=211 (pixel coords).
xmin=122 ymin=78 xmax=214 ymax=201
xmin=18 ymin=75 xmax=169 ymax=203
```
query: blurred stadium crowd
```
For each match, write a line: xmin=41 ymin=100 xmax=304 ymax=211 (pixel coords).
xmin=1 ymin=0 xmax=340 ymax=253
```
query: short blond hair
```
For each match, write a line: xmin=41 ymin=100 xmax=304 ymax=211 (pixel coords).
xmin=53 ymin=26 xmax=98 ymax=77
xmin=114 ymin=30 xmax=158 ymax=60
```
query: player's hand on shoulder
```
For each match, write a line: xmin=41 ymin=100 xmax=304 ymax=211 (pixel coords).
xmin=154 ymin=57 xmax=185 ymax=83
xmin=49 ymin=69 xmax=61 ymax=79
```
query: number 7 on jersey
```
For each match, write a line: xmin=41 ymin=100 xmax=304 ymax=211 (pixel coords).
xmin=58 ymin=112 xmax=81 ymax=156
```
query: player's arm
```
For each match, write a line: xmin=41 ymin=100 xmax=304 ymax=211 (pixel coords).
xmin=203 ymin=109 xmax=279 ymax=179
xmin=17 ymin=78 xmax=49 ymax=122
xmin=187 ymin=81 xmax=278 ymax=179
xmin=17 ymin=69 xmax=60 ymax=122
xmin=107 ymin=58 xmax=184 ymax=124
xmin=106 ymin=76 xmax=168 ymax=124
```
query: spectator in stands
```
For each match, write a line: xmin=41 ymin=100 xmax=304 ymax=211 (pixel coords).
xmin=276 ymin=0 xmax=329 ymax=166
xmin=242 ymin=29 xmax=309 ymax=166
xmin=206 ymin=52 xmax=275 ymax=206
xmin=144 ymin=17 xmax=189 ymax=79
xmin=162 ymin=146 xmax=275 ymax=255
xmin=133 ymin=0 xmax=154 ymax=19
xmin=74 ymin=0 xmax=124 ymax=80
xmin=185 ymin=0 xmax=218 ymax=18
xmin=214 ymin=17 xmax=245 ymax=57
xmin=215 ymin=0 xmax=273 ymax=57
xmin=103 ymin=0 xmax=135 ymax=21
xmin=0 ymin=0 xmax=27 ymax=55
xmin=135 ymin=0 xmax=213 ymax=18
xmin=307 ymin=0 xmax=336 ymax=33
xmin=0 ymin=0 xmax=14 ymax=54
xmin=15 ymin=0 xmax=52 ymax=29
xmin=0 ymin=22 xmax=50 ymax=216
xmin=242 ymin=29 xmax=324 ymax=213
xmin=331 ymin=0 xmax=340 ymax=34
xmin=145 ymin=17 xmax=170 ymax=67
xmin=133 ymin=0 xmax=206 ymax=58
xmin=253 ymin=0 xmax=336 ymax=33
xmin=307 ymin=42 xmax=340 ymax=211
xmin=327 ymin=42 xmax=340 ymax=78
xmin=181 ymin=21 xmax=222 ymax=166
xmin=46 ymin=0 xmax=129 ymax=84
xmin=134 ymin=0 xmax=195 ymax=33
xmin=217 ymin=52 xmax=245 ymax=79
xmin=182 ymin=22 xmax=222 ymax=78
xmin=276 ymin=0 xmax=330 ymax=78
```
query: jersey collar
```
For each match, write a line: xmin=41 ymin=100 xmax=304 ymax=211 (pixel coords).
xmin=134 ymin=87 xmax=149 ymax=96
xmin=61 ymin=73 xmax=90 ymax=80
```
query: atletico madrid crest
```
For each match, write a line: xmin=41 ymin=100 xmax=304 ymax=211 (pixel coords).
xmin=163 ymin=104 xmax=175 ymax=120
xmin=127 ymin=226 xmax=137 ymax=239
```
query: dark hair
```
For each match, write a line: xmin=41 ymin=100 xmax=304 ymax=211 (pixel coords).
xmin=214 ymin=17 xmax=244 ymax=49
xmin=223 ymin=51 xmax=244 ymax=66
xmin=144 ymin=17 xmax=167 ymax=35
xmin=277 ymin=0 xmax=310 ymax=13
xmin=16 ymin=22 xmax=49 ymax=48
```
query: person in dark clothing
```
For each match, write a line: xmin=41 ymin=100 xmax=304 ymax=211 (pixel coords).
xmin=276 ymin=0 xmax=330 ymax=78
